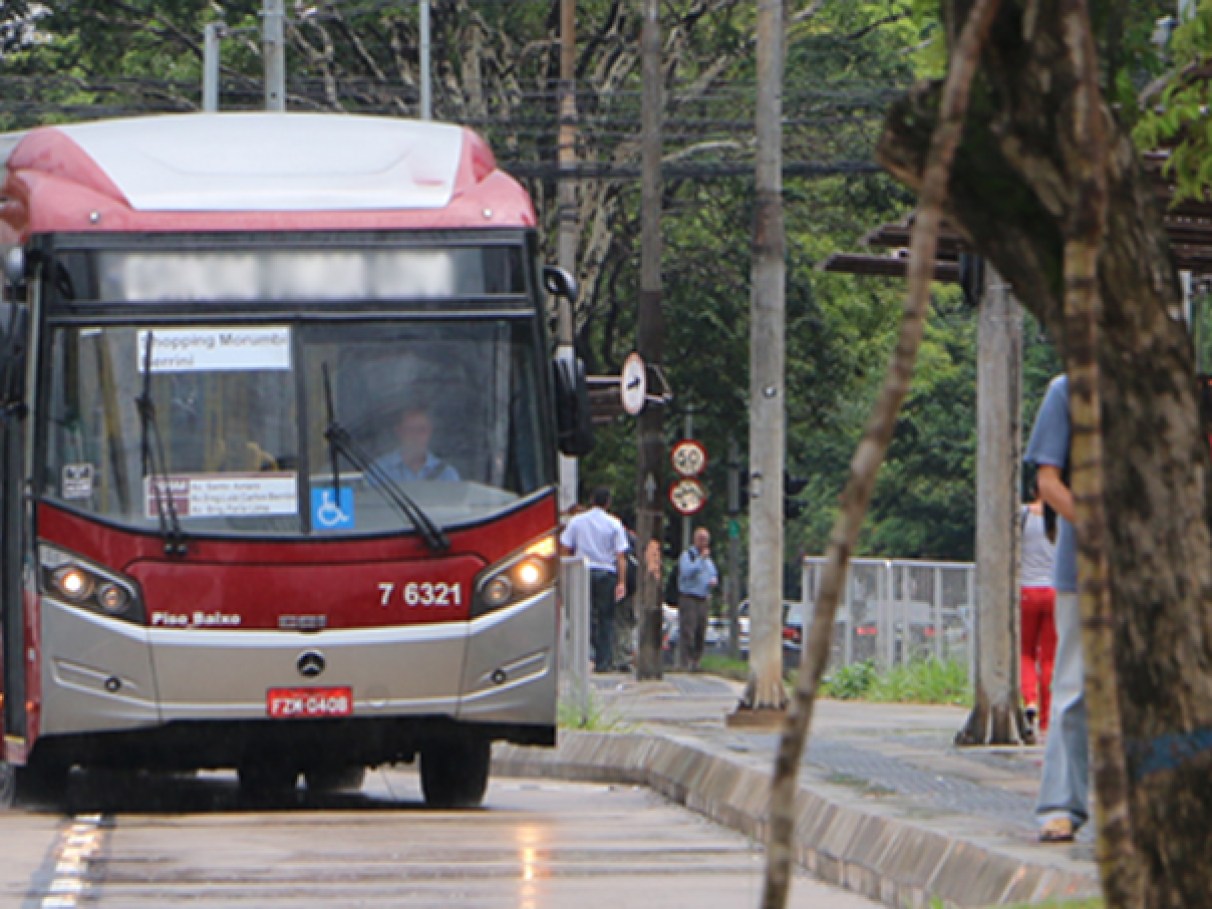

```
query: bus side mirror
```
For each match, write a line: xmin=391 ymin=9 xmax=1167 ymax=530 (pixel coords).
xmin=542 ymin=266 xmax=578 ymax=304
xmin=553 ymin=352 xmax=594 ymax=457
xmin=0 ymin=302 xmax=29 ymax=409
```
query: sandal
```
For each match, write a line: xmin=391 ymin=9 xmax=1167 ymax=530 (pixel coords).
xmin=1038 ymin=817 xmax=1075 ymax=843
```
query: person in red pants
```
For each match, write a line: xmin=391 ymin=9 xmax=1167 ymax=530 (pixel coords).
xmin=1020 ymin=479 xmax=1057 ymax=738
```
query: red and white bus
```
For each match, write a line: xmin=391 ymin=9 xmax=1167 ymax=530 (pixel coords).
xmin=0 ymin=113 xmax=591 ymax=807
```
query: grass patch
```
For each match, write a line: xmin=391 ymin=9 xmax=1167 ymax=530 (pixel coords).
xmin=819 ymin=658 xmax=972 ymax=706
xmin=701 ymin=653 xmax=972 ymax=706
xmin=557 ymin=691 xmax=629 ymax=731
xmin=699 ymin=653 xmax=749 ymax=682
xmin=999 ymin=901 xmax=1102 ymax=909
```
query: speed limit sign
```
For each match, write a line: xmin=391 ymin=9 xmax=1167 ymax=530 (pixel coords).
xmin=671 ymin=439 xmax=707 ymax=478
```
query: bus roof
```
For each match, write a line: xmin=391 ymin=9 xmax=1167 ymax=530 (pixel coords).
xmin=0 ymin=113 xmax=536 ymax=240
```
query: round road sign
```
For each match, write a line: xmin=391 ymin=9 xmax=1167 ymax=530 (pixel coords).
xmin=670 ymin=439 xmax=708 ymax=478
xmin=669 ymin=477 xmax=707 ymax=515
xmin=620 ymin=352 xmax=647 ymax=416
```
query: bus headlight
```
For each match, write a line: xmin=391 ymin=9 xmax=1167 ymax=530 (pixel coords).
xmin=472 ymin=534 xmax=557 ymax=617
xmin=40 ymin=545 xmax=144 ymax=623
xmin=52 ymin=565 xmax=95 ymax=601
xmin=97 ymin=583 xmax=132 ymax=615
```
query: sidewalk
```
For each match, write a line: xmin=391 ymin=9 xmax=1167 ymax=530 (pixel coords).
xmin=494 ymin=672 xmax=1101 ymax=909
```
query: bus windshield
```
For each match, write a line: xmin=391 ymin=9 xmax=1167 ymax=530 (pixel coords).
xmin=42 ymin=318 xmax=553 ymax=537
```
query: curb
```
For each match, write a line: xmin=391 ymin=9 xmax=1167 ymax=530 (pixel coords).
xmin=494 ymin=731 xmax=1100 ymax=908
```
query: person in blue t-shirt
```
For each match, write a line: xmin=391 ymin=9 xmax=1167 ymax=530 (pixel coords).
xmin=676 ymin=526 xmax=719 ymax=671
xmin=373 ymin=406 xmax=459 ymax=483
xmin=1024 ymin=374 xmax=1085 ymax=843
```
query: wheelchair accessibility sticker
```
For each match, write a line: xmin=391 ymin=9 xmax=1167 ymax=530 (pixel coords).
xmin=312 ymin=487 xmax=354 ymax=529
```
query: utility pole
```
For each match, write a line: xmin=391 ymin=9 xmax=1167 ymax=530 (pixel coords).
xmin=737 ymin=0 xmax=787 ymax=713
xmin=556 ymin=0 xmax=579 ymax=514
xmin=956 ymin=266 xmax=1025 ymax=745
xmin=419 ymin=0 xmax=432 ymax=119
xmin=725 ymin=436 xmax=743 ymax=659
xmin=634 ymin=0 xmax=666 ymax=680
xmin=262 ymin=0 xmax=285 ymax=111
xmin=202 ymin=22 xmax=225 ymax=113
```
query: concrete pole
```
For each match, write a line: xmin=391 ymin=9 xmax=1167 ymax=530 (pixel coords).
xmin=262 ymin=0 xmax=285 ymax=111
xmin=725 ymin=436 xmax=742 ymax=659
xmin=556 ymin=0 xmax=578 ymax=514
xmin=559 ymin=557 xmax=591 ymax=724
xmin=202 ymin=22 xmax=224 ymax=113
xmin=634 ymin=0 xmax=666 ymax=680
xmin=419 ymin=0 xmax=432 ymax=120
xmin=738 ymin=0 xmax=787 ymax=711
xmin=957 ymin=266 xmax=1025 ymax=745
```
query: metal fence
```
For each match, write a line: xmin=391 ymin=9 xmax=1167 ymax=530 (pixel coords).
xmin=800 ymin=557 xmax=975 ymax=673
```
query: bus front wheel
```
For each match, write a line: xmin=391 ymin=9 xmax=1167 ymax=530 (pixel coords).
xmin=420 ymin=739 xmax=490 ymax=809
xmin=0 ymin=759 xmax=70 ymax=809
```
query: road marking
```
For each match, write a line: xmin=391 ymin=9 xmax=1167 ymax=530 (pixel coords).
xmin=40 ymin=815 xmax=104 ymax=908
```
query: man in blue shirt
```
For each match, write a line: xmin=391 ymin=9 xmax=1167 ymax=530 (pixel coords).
xmin=373 ymin=406 xmax=459 ymax=482
xmin=676 ymin=526 xmax=719 ymax=671
xmin=1024 ymin=374 xmax=1086 ymax=843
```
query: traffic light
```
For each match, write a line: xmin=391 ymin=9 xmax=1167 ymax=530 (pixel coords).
xmin=784 ymin=471 xmax=808 ymax=520
xmin=728 ymin=460 xmax=746 ymax=514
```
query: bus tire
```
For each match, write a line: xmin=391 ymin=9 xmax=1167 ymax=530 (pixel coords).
xmin=420 ymin=739 xmax=490 ymax=809
xmin=304 ymin=766 xmax=366 ymax=794
xmin=13 ymin=760 xmax=70 ymax=808
xmin=0 ymin=762 xmax=14 ymax=809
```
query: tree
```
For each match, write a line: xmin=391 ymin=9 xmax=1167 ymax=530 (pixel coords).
xmin=767 ymin=1 xmax=1212 ymax=906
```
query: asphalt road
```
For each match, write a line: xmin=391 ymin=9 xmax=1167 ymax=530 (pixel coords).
xmin=2 ymin=767 xmax=882 ymax=909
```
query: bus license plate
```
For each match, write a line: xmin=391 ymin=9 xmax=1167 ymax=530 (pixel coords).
xmin=267 ymin=687 xmax=353 ymax=718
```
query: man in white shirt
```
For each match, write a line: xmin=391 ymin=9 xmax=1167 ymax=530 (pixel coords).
xmin=560 ymin=487 xmax=629 ymax=672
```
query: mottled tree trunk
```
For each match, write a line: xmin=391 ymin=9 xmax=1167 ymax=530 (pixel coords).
xmin=878 ymin=4 xmax=1212 ymax=906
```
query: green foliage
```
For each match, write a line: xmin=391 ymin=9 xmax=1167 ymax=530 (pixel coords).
xmin=821 ymin=658 xmax=971 ymax=705
xmin=1131 ymin=2 xmax=1212 ymax=200
xmin=821 ymin=660 xmax=879 ymax=699
xmin=869 ymin=657 xmax=970 ymax=705
xmin=558 ymin=692 xmax=628 ymax=732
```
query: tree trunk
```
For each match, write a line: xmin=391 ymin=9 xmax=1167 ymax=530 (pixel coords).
xmin=878 ymin=4 xmax=1212 ymax=906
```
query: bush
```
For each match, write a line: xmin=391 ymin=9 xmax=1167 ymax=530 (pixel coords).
xmin=821 ymin=660 xmax=879 ymax=699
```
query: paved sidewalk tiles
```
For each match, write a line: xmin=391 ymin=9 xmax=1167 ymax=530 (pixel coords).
xmin=494 ymin=673 xmax=1100 ymax=908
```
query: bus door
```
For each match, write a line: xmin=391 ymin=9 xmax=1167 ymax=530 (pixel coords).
xmin=0 ymin=286 xmax=30 ymax=746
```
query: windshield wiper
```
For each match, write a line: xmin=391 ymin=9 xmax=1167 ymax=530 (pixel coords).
xmin=321 ymin=364 xmax=449 ymax=553
xmin=136 ymin=332 xmax=187 ymax=557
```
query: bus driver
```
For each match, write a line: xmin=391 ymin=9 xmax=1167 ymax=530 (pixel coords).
xmin=373 ymin=405 xmax=460 ymax=482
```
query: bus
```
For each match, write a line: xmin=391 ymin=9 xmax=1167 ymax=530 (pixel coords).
xmin=0 ymin=112 xmax=592 ymax=808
